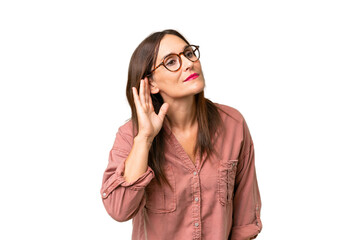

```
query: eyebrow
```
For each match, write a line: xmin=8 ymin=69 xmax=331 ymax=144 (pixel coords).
xmin=160 ymin=45 xmax=190 ymax=61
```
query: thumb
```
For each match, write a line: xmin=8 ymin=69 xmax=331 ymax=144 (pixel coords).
xmin=157 ymin=102 xmax=169 ymax=121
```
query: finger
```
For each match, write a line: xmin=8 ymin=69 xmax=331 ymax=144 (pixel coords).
xmin=144 ymin=77 xmax=149 ymax=106
xmin=148 ymin=88 xmax=154 ymax=111
xmin=132 ymin=87 xmax=141 ymax=110
xmin=157 ymin=102 xmax=169 ymax=121
xmin=139 ymin=79 xmax=146 ymax=108
xmin=147 ymin=77 xmax=154 ymax=110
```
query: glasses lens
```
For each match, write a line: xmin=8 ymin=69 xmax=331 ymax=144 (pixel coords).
xmin=164 ymin=54 xmax=181 ymax=71
xmin=184 ymin=45 xmax=200 ymax=61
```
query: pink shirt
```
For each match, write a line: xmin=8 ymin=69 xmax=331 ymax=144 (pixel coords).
xmin=100 ymin=103 xmax=262 ymax=240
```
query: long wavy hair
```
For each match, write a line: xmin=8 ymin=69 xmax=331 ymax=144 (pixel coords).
xmin=125 ymin=29 xmax=224 ymax=189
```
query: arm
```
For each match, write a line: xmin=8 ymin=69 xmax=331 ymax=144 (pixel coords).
xmin=230 ymin=119 xmax=263 ymax=240
xmin=100 ymin=127 xmax=155 ymax=222
xmin=101 ymin=77 xmax=169 ymax=222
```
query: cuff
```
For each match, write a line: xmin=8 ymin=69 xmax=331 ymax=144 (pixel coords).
xmin=231 ymin=205 xmax=262 ymax=240
xmin=230 ymin=220 xmax=262 ymax=240
xmin=101 ymin=161 xmax=155 ymax=199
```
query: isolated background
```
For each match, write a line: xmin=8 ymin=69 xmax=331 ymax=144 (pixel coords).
xmin=1 ymin=0 xmax=359 ymax=239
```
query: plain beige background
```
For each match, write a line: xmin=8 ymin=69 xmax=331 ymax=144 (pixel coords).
xmin=0 ymin=0 xmax=359 ymax=239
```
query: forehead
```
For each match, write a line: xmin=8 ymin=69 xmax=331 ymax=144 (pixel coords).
xmin=156 ymin=34 xmax=188 ymax=62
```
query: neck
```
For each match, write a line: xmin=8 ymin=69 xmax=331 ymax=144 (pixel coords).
xmin=164 ymin=95 xmax=197 ymax=132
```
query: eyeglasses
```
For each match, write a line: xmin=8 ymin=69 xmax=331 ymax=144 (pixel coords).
xmin=148 ymin=45 xmax=200 ymax=76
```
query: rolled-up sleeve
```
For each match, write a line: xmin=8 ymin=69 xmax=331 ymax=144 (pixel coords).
xmin=100 ymin=127 xmax=155 ymax=222
xmin=230 ymin=119 xmax=262 ymax=240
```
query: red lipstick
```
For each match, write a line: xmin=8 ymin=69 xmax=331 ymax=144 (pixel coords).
xmin=184 ymin=73 xmax=199 ymax=82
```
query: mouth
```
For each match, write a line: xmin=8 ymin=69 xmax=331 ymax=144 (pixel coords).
xmin=184 ymin=73 xmax=199 ymax=82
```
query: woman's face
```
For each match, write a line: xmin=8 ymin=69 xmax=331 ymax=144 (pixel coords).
xmin=149 ymin=34 xmax=205 ymax=100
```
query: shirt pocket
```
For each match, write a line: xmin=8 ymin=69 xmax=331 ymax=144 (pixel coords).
xmin=144 ymin=165 xmax=177 ymax=213
xmin=217 ymin=159 xmax=239 ymax=206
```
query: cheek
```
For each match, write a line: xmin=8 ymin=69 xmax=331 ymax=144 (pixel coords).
xmin=156 ymin=72 xmax=181 ymax=87
xmin=194 ymin=61 xmax=202 ymax=70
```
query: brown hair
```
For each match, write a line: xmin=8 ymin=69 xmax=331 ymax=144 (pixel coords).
xmin=125 ymin=29 xmax=224 ymax=189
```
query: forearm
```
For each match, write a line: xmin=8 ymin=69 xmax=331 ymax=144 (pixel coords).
xmin=101 ymin=134 xmax=155 ymax=221
xmin=123 ymin=135 xmax=153 ymax=183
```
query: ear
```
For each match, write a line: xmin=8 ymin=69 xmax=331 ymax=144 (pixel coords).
xmin=149 ymin=78 xmax=160 ymax=94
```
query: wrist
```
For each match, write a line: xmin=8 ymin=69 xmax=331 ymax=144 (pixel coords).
xmin=134 ymin=134 xmax=153 ymax=149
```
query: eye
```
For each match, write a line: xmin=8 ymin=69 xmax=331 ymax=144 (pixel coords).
xmin=184 ymin=50 xmax=194 ymax=58
xmin=165 ymin=55 xmax=178 ymax=66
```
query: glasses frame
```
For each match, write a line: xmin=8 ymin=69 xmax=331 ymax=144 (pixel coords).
xmin=147 ymin=45 xmax=200 ymax=77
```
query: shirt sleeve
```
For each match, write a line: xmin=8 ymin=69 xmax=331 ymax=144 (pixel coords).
xmin=230 ymin=119 xmax=263 ymax=240
xmin=100 ymin=126 xmax=155 ymax=222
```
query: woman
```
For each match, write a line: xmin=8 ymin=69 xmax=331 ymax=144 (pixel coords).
xmin=100 ymin=29 xmax=262 ymax=240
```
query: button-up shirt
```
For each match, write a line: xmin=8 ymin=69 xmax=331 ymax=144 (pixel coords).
xmin=100 ymin=103 xmax=262 ymax=240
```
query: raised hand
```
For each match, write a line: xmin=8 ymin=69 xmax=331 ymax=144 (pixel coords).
xmin=132 ymin=77 xmax=169 ymax=142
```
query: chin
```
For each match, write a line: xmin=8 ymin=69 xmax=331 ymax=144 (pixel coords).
xmin=195 ymin=79 xmax=205 ymax=91
xmin=192 ymin=85 xmax=205 ymax=95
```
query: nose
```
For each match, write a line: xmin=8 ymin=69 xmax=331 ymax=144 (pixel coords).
xmin=180 ymin=54 xmax=194 ymax=71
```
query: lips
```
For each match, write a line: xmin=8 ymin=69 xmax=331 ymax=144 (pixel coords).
xmin=184 ymin=73 xmax=199 ymax=82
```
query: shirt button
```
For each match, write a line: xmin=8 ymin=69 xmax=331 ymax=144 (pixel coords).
xmin=102 ymin=192 xmax=106 ymax=197
xmin=193 ymin=171 xmax=197 ymax=176
xmin=194 ymin=222 xmax=199 ymax=227
xmin=256 ymin=221 xmax=259 ymax=226
xmin=195 ymin=197 xmax=199 ymax=202
xmin=232 ymin=162 xmax=236 ymax=166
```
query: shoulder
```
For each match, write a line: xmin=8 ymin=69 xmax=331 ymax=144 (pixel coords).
xmin=213 ymin=102 xmax=246 ymax=125
xmin=213 ymin=102 xmax=254 ymax=155
xmin=111 ymin=119 xmax=136 ymax=149
xmin=117 ymin=119 xmax=135 ymax=138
